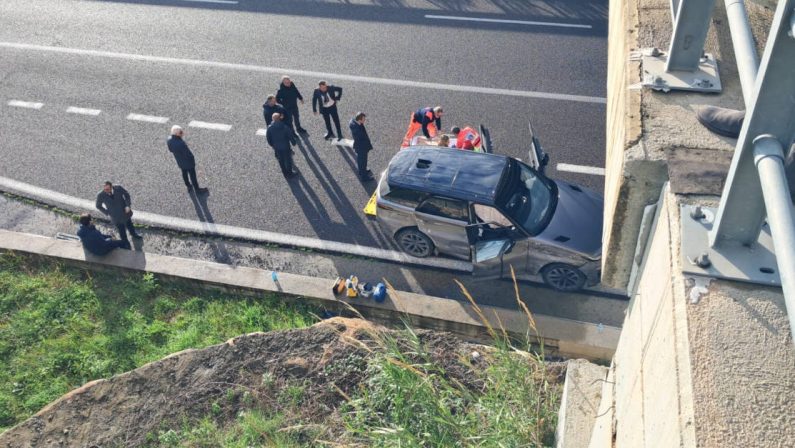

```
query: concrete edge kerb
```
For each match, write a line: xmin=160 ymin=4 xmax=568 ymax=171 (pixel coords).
xmin=0 ymin=229 xmax=620 ymax=360
xmin=0 ymin=175 xmax=473 ymax=272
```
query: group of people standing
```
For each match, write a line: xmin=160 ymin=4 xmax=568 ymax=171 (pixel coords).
xmin=77 ymin=75 xmax=447 ymax=256
xmin=263 ymin=76 xmax=374 ymax=180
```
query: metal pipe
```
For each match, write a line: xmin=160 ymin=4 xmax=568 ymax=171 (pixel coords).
xmin=725 ymin=0 xmax=759 ymax=106
xmin=753 ymin=135 xmax=795 ymax=345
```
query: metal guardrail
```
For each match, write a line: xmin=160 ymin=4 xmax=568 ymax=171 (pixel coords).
xmin=642 ymin=0 xmax=795 ymax=345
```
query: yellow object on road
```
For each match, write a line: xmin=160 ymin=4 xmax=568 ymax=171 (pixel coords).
xmin=364 ymin=190 xmax=377 ymax=216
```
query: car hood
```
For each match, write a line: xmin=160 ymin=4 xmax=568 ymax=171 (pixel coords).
xmin=536 ymin=181 xmax=603 ymax=259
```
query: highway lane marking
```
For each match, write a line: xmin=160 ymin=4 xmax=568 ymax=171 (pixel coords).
xmin=0 ymin=42 xmax=607 ymax=105
xmin=424 ymin=14 xmax=593 ymax=29
xmin=256 ymin=128 xmax=267 ymax=136
xmin=189 ymin=120 xmax=232 ymax=131
xmin=556 ymin=163 xmax=605 ymax=176
xmin=127 ymin=113 xmax=169 ymax=123
xmin=7 ymin=100 xmax=44 ymax=109
xmin=180 ymin=0 xmax=238 ymax=4
xmin=66 ymin=106 xmax=101 ymax=116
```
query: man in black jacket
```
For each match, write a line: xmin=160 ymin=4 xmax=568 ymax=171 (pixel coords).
xmin=266 ymin=113 xmax=298 ymax=177
xmin=77 ymin=213 xmax=130 ymax=255
xmin=349 ymin=112 xmax=374 ymax=181
xmin=95 ymin=181 xmax=142 ymax=245
xmin=167 ymin=125 xmax=208 ymax=194
xmin=276 ymin=76 xmax=307 ymax=135
xmin=312 ymin=80 xmax=344 ymax=140
xmin=263 ymin=95 xmax=291 ymax=127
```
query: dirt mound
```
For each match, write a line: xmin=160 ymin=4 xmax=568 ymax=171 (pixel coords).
xmin=1 ymin=318 xmax=532 ymax=448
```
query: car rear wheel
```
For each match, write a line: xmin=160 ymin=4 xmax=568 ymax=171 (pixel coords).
xmin=541 ymin=263 xmax=587 ymax=292
xmin=395 ymin=228 xmax=434 ymax=258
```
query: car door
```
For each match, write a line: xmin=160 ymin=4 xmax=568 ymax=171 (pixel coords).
xmin=414 ymin=196 xmax=471 ymax=260
xmin=469 ymin=204 xmax=530 ymax=279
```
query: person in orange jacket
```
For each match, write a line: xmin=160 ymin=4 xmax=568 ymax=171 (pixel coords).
xmin=401 ymin=106 xmax=443 ymax=147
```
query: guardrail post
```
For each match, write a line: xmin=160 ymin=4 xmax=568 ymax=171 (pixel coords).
xmin=641 ymin=0 xmax=721 ymax=93
xmin=679 ymin=0 xmax=795 ymax=346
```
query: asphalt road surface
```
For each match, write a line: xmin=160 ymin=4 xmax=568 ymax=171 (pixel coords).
xmin=0 ymin=0 xmax=608 ymax=251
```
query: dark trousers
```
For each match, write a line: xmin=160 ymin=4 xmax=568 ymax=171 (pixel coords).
xmin=286 ymin=105 xmax=302 ymax=130
xmin=356 ymin=148 xmax=369 ymax=177
xmin=106 ymin=239 xmax=129 ymax=252
xmin=181 ymin=168 xmax=200 ymax=188
xmin=275 ymin=149 xmax=294 ymax=175
xmin=116 ymin=220 xmax=138 ymax=244
xmin=321 ymin=106 xmax=342 ymax=138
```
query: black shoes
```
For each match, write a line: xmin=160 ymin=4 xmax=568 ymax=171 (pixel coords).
xmin=696 ymin=106 xmax=745 ymax=138
xmin=360 ymin=170 xmax=375 ymax=181
xmin=324 ymin=133 xmax=335 ymax=140
xmin=297 ymin=127 xmax=308 ymax=134
xmin=284 ymin=170 xmax=298 ymax=178
xmin=196 ymin=187 xmax=209 ymax=194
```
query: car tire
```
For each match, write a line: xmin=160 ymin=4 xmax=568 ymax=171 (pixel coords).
xmin=541 ymin=263 xmax=587 ymax=292
xmin=395 ymin=228 xmax=435 ymax=258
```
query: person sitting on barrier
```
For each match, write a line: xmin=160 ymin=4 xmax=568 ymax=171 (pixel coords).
xmin=77 ymin=213 xmax=130 ymax=255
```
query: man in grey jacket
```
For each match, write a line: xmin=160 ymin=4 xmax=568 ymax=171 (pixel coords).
xmin=167 ymin=125 xmax=208 ymax=194
xmin=95 ymin=181 xmax=142 ymax=245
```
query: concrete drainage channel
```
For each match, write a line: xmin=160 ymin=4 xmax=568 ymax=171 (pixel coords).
xmin=0 ymin=229 xmax=620 ymax=360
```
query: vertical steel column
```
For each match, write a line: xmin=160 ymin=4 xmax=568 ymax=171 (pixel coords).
xmin=710 ymin=0 xmax=795 ymax=248
xmin=666 ymin=0 xmax=717 ymax=71
xmin=724 ymin=0 xmax=759 ymax=105
xmin=754 ymin=135 xmax=795 ymax=343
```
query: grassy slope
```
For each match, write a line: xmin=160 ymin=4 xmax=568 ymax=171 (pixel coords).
xmin=0 ymin=253 xmax=318 ymax=430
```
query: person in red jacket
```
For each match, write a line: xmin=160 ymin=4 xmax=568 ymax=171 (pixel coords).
xmin=401 ymin=106 xmax=443 ymax=147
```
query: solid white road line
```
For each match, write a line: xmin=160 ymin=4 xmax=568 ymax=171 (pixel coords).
xmin=180 ymin=0 xmax=238 ymax=4
xmin=424 ymin=14 xmax=593 ymax=29
xmin=127 ymin=113 xmax=169 ymax=124
xmin=255 ymin=128 xmax=267 ymax=136
xmin=0 ymin=42 xmax=606 ymax=104
xmin=66 ymin=106 xmax=101 ymax=116
xmin=189 ymin=120 xmax=232 ymax=131
xmin=0 ymin=175 xmax=474 ymax=272
xmin=556 ymin=163 xmax=606 ymax=176
xmin=7 ymin=100 xmax=43 ymax=109
xmin=332 ymin=138 xmax=354 ymax=148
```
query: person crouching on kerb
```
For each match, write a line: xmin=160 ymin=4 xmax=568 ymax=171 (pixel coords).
xmin=77 ymin=213 xmax=130 ymax=255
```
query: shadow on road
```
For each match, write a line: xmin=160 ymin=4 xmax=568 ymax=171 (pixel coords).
xmin=290 ymin=136 xmax=389 ymax=248
xmin=95 ymin=0 xmax=607 ymax=36
xmin=188 ymin=190 xmax=232 ymax=264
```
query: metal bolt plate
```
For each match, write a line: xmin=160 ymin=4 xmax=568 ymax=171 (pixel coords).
xmin=641 ymin=50 xmax=722 ymax=93
xmin=680 ymin=204 xmax=781 ymax=286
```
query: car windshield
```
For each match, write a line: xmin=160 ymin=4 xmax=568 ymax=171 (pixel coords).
xmin=498 ymin=161 xmax=556 ymax=235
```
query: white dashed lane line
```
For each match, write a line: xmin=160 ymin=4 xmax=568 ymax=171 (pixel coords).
xmin=66 ymin=106 xmax=101 ymax=116
xmin=424 ymin=14 xmax=593 ymax=29
xmin=556 ymin=163 xmax=606 ymax=176
xmin=255 ymin=128 xmax=267 ymax=136
xmin=189 ymin=120 xmax=232 ymax=131
xmin=127 ymin=113 xmax=169 ymax=124
xmin=8 ymin=100 xmax=43 ymax=109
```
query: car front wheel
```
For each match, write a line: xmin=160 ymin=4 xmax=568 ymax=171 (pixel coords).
xmin=395 ymin=228 xmax=434 ymax=258
xmin=541 ymin=263 xmax=587 ymax=292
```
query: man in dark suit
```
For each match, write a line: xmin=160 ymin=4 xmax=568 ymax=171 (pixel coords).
xmin=266 ymin=113 xmax=297 ymax=177
xmin=167 ymin=125 xmax=208 ymax=194
xmin=276 ymin=76 xmax=307 ymax=135
xmin=263 ymin=95 xmax=291 ymax=127
xmin=77 ymin=213 xmax=130 ymax=254
xmin=312 ymin=80 xmax=344 ymax=140
xmin=95 ymin=181 xmax=142 ymax=245
xmin=349 ymin=112 xmax=374 ymax=181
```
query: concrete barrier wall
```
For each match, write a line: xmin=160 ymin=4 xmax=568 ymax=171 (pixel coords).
xmin=0 ymin=229 xmax=621 ymax=361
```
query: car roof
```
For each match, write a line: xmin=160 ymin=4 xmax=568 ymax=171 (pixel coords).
xmin=386 ymin=146 xmax=509 ymax=205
